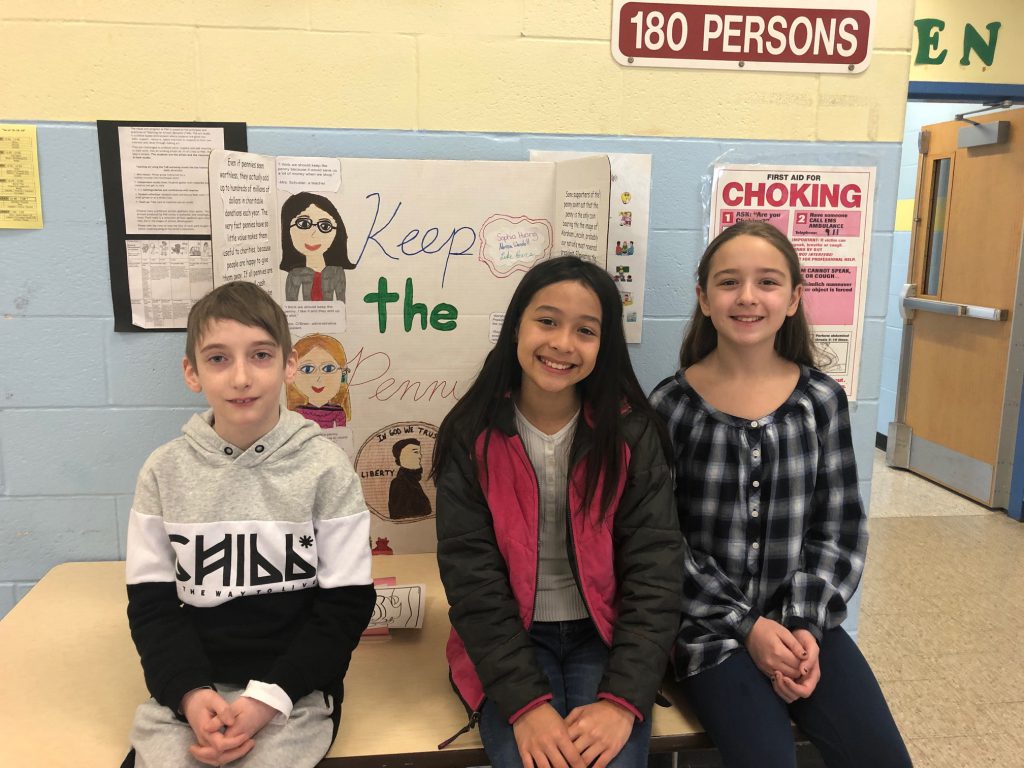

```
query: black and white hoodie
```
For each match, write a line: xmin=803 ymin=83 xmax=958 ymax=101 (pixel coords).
xmin=126 ymin=409 xmax=374 ymax=720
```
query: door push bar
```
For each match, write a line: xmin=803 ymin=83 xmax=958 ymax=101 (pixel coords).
xmin=900 ymin=284 xmax=1008 ymax=322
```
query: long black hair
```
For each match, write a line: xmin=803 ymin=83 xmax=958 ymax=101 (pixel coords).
xmin=680 ymin=220 xmax=819 ymax=368
xmin=431 ymin=256 xmax=670 ymax=520
xmin=279 ymin=192 xmax=354 ymax=272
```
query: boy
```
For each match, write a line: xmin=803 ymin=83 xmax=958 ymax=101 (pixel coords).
xmin=124 ymin=281 xmax=374 ymax=768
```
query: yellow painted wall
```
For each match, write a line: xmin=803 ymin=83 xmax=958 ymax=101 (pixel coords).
xmin=895 ymin=198 xmax=914 ymax=231
xmin=1 ymin=1 xmax=913 ymax=141
xmin=912 ymin=0 xmax=1023 ymax=84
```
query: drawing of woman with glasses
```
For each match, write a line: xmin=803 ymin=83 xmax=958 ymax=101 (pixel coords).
xmin=279 ymin=192 xmax=355 ymax=302
xmin=286 ymin=333 xmax=352 ymax=429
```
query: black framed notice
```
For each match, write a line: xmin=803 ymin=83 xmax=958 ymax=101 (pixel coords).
xmin=97 ymin=120 xmax=247 ymax=331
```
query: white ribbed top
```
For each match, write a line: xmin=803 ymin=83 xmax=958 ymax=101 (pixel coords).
xmin=514 ymin=406 xmax=588 ymax=622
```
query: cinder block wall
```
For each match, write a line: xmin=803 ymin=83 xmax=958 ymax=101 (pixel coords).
xmin=0 ymin=2 xmax=915 ymax=623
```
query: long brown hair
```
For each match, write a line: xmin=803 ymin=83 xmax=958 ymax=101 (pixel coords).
xmin=431 ymin=256 xmax=671 ymax=522
xmin=679 ymin=220 xmax=818 ymax=368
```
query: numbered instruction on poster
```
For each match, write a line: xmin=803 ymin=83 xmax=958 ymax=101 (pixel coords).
xmin=209 ymin=150 xmax=611 ymax=554
xmin=709 ymin=164 xmax=875 ymax=398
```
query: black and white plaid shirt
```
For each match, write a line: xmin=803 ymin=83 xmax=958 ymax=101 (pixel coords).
xmin=650 ymin=366 xmax=867 ymax=678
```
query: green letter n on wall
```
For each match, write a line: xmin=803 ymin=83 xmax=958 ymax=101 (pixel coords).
xmin=961 ymin=22 xmax=1001 ymax=66
xmin=914 ymin=19 xmax=947 ymax=65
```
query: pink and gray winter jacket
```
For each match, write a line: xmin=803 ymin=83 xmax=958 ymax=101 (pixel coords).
xmin=435 ymin=402 xmax=683 ymax=741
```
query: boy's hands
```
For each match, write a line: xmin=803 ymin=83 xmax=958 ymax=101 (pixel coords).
xmin=566 ymin=700 xmax=634 ymax=768
xmin=181 ymin=688 xmax=254 ymax=766
xmin=512 ymin=702 xmax=586 ymax=768
xmin=181 ymin=690 xmax=279 ymax=765
xmin=222 ymin=696 xmax=280 ymax=742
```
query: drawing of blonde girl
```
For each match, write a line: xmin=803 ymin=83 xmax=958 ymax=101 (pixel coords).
xmin=286 ymin=334 xmax=352 ymax=429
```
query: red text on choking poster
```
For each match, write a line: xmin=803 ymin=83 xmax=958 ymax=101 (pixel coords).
xmin=793 ymin=210 xmax=861 ymax=238
xmin=800 ymin=266 xmax=856 ymax=325
xmin=719 ymin=208 xmax=790 ymax=235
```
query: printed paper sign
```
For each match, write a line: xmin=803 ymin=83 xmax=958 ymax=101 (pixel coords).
xmin=709 ymin=164 xmax=876 ymax=398
xmin=125 ymin=239 xmax=214 ymax=328
xmin=97 ymin=120 xmax=247 ymax=331
xmin=119 ymin=125 xmax=225 ymax=235
xmin=0 ymin=124 xmax=43 ymax=229
xmin=612 ymin=0 xmax=876 ymax=73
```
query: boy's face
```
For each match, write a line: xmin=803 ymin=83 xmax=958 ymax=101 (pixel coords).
xmin=183 ymin=318 xmax=297 ymax=451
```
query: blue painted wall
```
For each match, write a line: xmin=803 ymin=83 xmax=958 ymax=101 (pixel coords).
xmin=1011 ymin=372 xmax=1024 ymax=521
xmin=0 ymin=123 xmax=901 ymax=631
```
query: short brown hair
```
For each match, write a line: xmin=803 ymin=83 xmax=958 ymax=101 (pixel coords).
xmin=185 ymin=281 xmax=292 ymax=367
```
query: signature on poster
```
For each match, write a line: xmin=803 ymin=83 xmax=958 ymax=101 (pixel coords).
xmin=478 ymin=214 xmax=553 ymax=277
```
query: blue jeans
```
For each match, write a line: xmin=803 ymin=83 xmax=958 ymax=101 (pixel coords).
xmin=680 ymin=627 xmax=912 ymax=768
xmin=479 ymin=619 xmax=653 ymax=768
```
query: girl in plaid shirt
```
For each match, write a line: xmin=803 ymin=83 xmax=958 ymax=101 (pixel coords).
xmin=650 ymin=221 xmax=910 ymax=767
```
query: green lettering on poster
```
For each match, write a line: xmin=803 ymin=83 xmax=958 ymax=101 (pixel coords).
xmin=363 ymin=276 xmax=459 ymax=333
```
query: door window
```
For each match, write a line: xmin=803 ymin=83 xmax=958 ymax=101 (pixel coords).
xmin=923 ymin=157 xmax=951 ymax=296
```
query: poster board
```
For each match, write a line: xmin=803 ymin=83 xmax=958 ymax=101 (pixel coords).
xmin=709 ymin=164 xmax=876 ymax=398
xmin=209 ymin=151 xmax=612 ymax=553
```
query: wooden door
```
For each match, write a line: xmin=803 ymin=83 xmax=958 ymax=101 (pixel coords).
xmin=888 ymin=107 xmax=1024 ymax=508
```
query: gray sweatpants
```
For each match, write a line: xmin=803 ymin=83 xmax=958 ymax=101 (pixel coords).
xmin=130 ymin=684 xmax=335 ymax=768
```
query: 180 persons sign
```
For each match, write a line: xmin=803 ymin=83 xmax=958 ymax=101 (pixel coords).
xmin=612 ymin=0 xmax=875 ymax=73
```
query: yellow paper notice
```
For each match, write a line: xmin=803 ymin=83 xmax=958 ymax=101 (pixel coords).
xmin=0 ymin=124 xmax=43 ymax=229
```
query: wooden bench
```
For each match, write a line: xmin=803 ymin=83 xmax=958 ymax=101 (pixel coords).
xmin=0 ymin=557 xmax=713 ymax=767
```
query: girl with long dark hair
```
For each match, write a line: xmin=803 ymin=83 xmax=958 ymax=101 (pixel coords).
xmin=433 ymin=256 xmax=682 ymax=768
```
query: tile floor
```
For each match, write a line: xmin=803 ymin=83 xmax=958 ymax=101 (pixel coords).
xmin=858 ymin=451 xmax=1024 ymax=767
